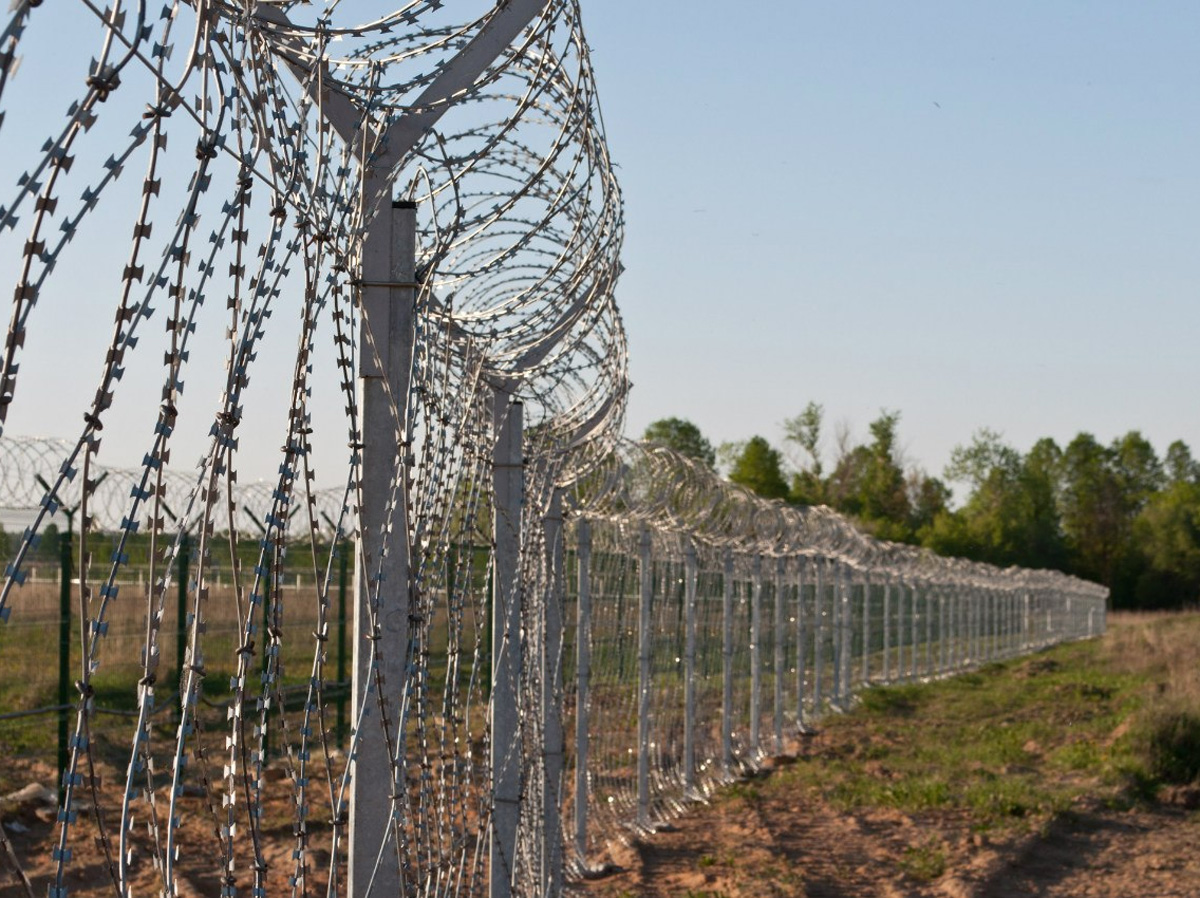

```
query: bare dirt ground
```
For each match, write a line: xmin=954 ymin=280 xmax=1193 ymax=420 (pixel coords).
xmin=7 ymin=612 xmax=1200 ymax=897
xmin=1 ymin=756 xmax=341 ymax=898
xmin=8 ymin=765 xmax=1200 ymax=898
xmin=574 ymin=743 xmax=1200 ymax=898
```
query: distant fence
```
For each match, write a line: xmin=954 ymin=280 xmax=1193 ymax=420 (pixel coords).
xmin=549 ymin=444 xmax=1107 ymax=878
xmin=562 ymin=512 xmax=1103 ymax=873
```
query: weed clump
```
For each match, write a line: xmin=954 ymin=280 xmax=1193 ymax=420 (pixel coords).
xmin=1132 ymin=703 xmax=1200 ymax=785
xmin=899 ymin=838 xmax=946 ymax=881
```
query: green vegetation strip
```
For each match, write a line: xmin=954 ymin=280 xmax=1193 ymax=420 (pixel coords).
xmin=739 ymin=612 xmax=1200 ymax=836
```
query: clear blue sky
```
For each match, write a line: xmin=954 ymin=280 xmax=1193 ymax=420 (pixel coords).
xmin=1 ymin=1 xmax=1198 ymax=500
xmin=582 ymin=1 xmax=1200 ymax=490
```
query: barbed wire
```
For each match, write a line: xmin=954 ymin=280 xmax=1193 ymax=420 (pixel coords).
xmin=0 ymin=434 xmax=347 ymax=534
xmin=1 ymin=0 xmax=624 ymax=895
xmin=570 ymin=441 xmax=1108 ymax=602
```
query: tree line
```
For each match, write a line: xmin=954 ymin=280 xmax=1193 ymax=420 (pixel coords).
xmin=643 ymin=409 xmax=1200 ymax=610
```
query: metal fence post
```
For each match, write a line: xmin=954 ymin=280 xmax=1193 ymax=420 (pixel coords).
xmin=902 ymin=578 xmax=912 ymax=681
xmin=750 ymin=554 xmax=762 ymax=755
xmin=1023 ymin=591 xmax=1031 ymax=653
xmin=831 ymin=561 xmax=842 ymax=708
xmin=861 ymin=571 xmax=871 ymax=686
xmin=175 ymin=531 xmax=189 ymax=694
xmin=684 ymin=538 xmax=698 ymax=794
xmin=637 ymin=526 xmax=652 ymax=827
xmin=795 ymin=557 xmax=808 ymax=732
xmin=337 ymin=545 xmax=348 ymax=749
xmin=773 ymin=557 xmax=785 ymax=754
xmin=882 ymin=575 xmax=892 ymax=682
xmin=542 ymin=489 xmax=564 ymax=897
xmin=57 ymin=518 xmax=72 ymax=799
xmin=490 ymin=392 xmax=523 ymax=898
xmin=839 ymin=564 xmax=852 ymax=708
xmin=573 ymin=518 xmax=592 ymax=866
xmin=924 ymin=581 xmax=933 ymax=679
xmin=812 ymin=558 xmax=825 ymax=714
xmin=939 ymin=585 xmax=948 ymax=675
xmin=722 ymin=548 xmax=734 ymax=777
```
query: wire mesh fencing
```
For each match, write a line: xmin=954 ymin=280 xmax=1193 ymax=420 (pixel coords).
xmin=554 ymin=444 xmax=1107 ymax=881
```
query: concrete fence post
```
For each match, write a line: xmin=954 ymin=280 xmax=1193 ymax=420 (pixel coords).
xmin=573 ymin=519 xmax=591 ymax=866
xmin=490 ymin=392 xmax=523 ymax=898
xmin=541 ymin=488 xmax=564 ymax=898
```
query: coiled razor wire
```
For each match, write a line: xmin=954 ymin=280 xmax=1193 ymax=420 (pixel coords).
xmin=1 ymin=0 xmax=624 ymax=895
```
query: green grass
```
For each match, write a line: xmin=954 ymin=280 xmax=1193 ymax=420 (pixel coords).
xmin=899 ymin=838 xmax=947 ymax=881
xmin=734 ymin=616 xmax=1200 ymax=845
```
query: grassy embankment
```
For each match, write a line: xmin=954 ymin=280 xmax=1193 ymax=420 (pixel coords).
xmin=708 ymin=611 xmax=1200 ymax=883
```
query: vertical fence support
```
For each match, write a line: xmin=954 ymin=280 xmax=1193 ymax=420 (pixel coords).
xmin=795 ymin=557 xmax=808 ymax=732
xmin=1004 ymin=590 xmax=1012 ymax=658
xmin=882 ymin=575 xmax=892 ymax=682
xmin=336 ymin=545 xmax=348 ymax=749
xmin=573 ymin=518 xmax=592 ymax=866
xmin=938 ymin=586 xmax=948 ymax=674
xmin=975 ymin=588 xmax=983 ymax=666
xmin=175 ymin=530 xmax=189 ymax=694
xmin=839 ymin=564 xmax=853 ymax=708
xmin=830 ymin=561 xmax=842 ymax=708
xmin=750 ymin=554 xmax=762 ymax=755
xmin=923 ymin=581 xmax=933 ymax=679
xmin=490 ymin=392 xmax=523 ymax=898
xmin=971 ymin=589 xmax=978 ymax=667
xmin=542 ymin=488 xmax=564 ymax=898
xmin=637 ymin=526 xmax=652 ymax=827
xmin=722 ymin=548 xmax=734 ymax=777
xmin=1023 ymin=592 xmax=1031 ymax=653
xmin=902 ymin=583 xmax=912 ymax=681
xmin=684 ymin=538 xmax=698 ymax=794
xmin=350 ymin=199 xmax=415 ymax=898
xmin=812 ymin=559 xmax=824 ymax=713
xmin=1010 ymin=590 xmax=1018 ymax=658
xmin=773 ymin=557 xmax=785 ymax=754
xmin=953 ymin=590 xmax=961 ymax=671
xmin=861 ymin=571 xmax=871 ymax=686
xmin=57 ymin=519 xmax=71 ymax=799
xmin=982 ymin=588 xmax=990 ymax=663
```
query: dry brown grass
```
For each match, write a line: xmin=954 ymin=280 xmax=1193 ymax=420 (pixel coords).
xmin=1102 ymin=611 xmax=1200 ymax=788
xmin=1104 ymin=610 xmax=1200 ymax=703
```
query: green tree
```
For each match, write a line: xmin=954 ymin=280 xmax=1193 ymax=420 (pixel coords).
xmin=642 ymin=417 xmax=716 ymax=470
xmin=1132 ymin=479 xmax=1200 ymax=608
xmin=1164 ymin=439 xmax=1200 ymax=487
xmin=783 ymin=402 xmax=825 ymax=505
xmin=729 ymin=436 xmax=789 ymax=500
xmin=927 ymin=430 xmax=1065 ymax=569
xmin=1111 ymin=431 xmax=1164 ymax=513
xmin=908 ymin=471 xmax=951 ymax=541
xmin=1058 ymin=432 xmax=1146 ymax=597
